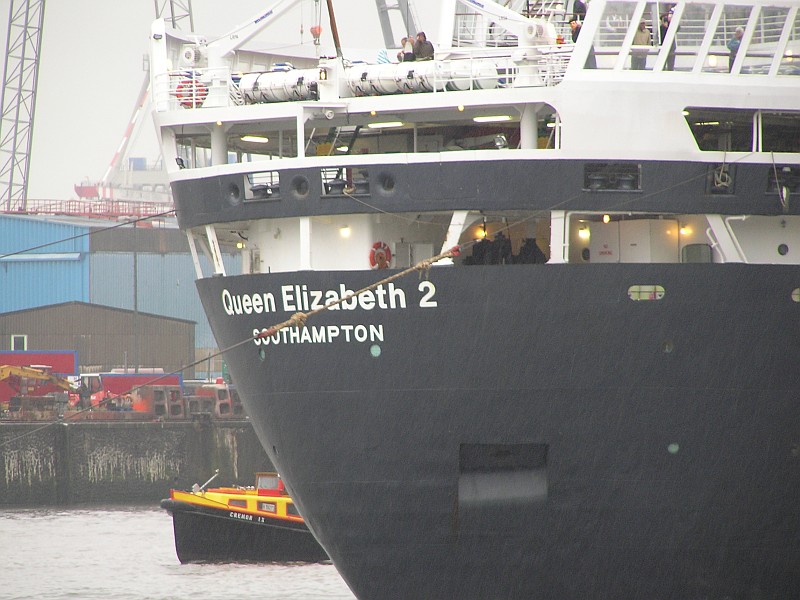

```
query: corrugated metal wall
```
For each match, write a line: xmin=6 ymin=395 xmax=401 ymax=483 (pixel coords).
xmin=0 ymin=302 xmax=194 ymax=375
xmin=1 ymin=216 xmax=241 ymax=375
xmin=90 ymin=251 xmax=241 ymax=350
xmin=0 ymin=216 xmax=90 ymax=312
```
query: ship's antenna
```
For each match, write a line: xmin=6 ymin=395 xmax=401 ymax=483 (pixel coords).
xmin=325 ymin=0 xmax=343 ymax=58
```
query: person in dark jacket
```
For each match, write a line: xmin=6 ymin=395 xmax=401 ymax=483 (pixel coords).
xmin=414 ymin=31 xmax=434 ymax=60
xmin=569 ymin=15 xmax=596 ymax=68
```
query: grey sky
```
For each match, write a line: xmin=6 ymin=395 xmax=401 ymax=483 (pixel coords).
xmin=0 ymin=0 xmax=440 ymax=201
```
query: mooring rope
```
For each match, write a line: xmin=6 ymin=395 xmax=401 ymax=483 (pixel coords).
xmin=261 ymin=245 xmax=459 ymax=337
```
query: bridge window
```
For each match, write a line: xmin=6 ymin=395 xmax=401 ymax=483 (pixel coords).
xmin=685 ymin=108 xmax=800 ymax=153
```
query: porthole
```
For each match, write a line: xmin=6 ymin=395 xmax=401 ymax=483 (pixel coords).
xmin=778 ymin=243 xmax=789 ymax=256
xmin=377 ymin=172 xmax=396 ymax=194
xmin=291 ymin=175 xmax=310 ymax=198
xmin=792 ymin=288 xmax=800 ymax=303
xmin=226 ymin=182 xmax=241 ymax=205
xmin=627 ymin=285 xmax=665 ymax=301
xmin=662 ymin=340 xmax=674 ymax=353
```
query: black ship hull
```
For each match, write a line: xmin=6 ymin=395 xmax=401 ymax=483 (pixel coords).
xmin=197 ymin=263 xmax=800 ymax=599
xmin=160 ymin=499 xmax=328 ymax=563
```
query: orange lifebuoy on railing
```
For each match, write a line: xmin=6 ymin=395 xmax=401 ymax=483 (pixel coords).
xmin=176 ymin=78 xmax=208 ymax=108
xmin=369 ymin=241 xmax=392 ymax=269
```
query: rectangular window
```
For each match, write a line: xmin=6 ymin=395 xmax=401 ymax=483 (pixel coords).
xmin=321 ymin=166 xmax=370 ymax=196
xmin=228 ymin=499 xmax=247 ymax=508
xmin=258 ymin=502 xmax=276 ymax=513
xmin=11 ymin=335 xmax=27 ymax=351
xmin=246 ymin=170 xmax=280 ymax=202
xmin=584 ymin=162 xmax=641 ymax=191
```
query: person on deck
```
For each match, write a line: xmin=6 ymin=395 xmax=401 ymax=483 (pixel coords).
xmin=400 ymin=36 xmax=415 ymax=62
xmin=414 ymin=31 xmax=435 ymax=60
xmin=631 ymin=20 xmax=652 ymax=70
xmin=569 ymin=15 xmax=597 ymax=69
xmin=727 ymin=27 xmax=744 ymax=72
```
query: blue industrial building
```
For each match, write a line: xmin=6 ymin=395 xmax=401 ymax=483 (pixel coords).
xmin=0 ymin=213 xmax=240 ymax=374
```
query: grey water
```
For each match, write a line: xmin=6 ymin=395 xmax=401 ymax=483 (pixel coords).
xmin=0 ymin=506 xmax=357 ymax=600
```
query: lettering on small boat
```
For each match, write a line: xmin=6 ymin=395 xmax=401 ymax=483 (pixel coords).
xmin=229 ymin=511 xmax=253 ymax=521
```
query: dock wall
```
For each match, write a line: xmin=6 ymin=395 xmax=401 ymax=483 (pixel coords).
xmin=0 ymin=420 xmax=272 ymax=506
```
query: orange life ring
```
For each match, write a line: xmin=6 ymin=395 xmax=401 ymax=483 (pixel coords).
xmin=369 ymin=241 xmax=392 ymax=269
xmin=176 ymin=78 xmax=208 ymax=108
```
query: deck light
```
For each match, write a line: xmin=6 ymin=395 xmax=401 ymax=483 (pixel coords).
xmin=340 ymin=226 xmax=351 ymax=238
xmin=367 ymin=121 xmax=404 ymax=129
xmin=603 ymin=214 xmax=611 ymax=223
xmin=578 ymin=226 xmax=590 ymax=240
xmin=473 ymin=115 xmax=512 ymax=123
xmin=241 ymin=135 xmax=270 ymax=143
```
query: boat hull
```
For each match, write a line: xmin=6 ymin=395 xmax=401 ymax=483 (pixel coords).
xmin=160 ymin=499 xmax=329 ymax=563
xmin=197 ymin=264 xmax=800 ymax=598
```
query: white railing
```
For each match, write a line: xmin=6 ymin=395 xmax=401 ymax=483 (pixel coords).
xmin=153 ymin=50 xmax=573 ymax=112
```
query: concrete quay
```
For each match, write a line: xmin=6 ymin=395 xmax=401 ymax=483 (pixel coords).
xmin=0 ymin=419 xmax=272 ymax=506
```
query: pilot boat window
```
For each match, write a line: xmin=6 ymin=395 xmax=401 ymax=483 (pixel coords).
xmin=228 ymin=499 xmax=247 ymax=508
xmin=286 ymin=503 xmax=301 ymax=517
xmin=258 ymin=502 xmax=276 ymax=513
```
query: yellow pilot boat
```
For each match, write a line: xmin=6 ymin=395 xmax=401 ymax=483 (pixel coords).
xmin=160 ymin=471 xmax=328 ymax=563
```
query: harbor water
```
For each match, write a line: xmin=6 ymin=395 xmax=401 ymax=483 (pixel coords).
xmin=1 ymin=506 xmax=356 ymax=600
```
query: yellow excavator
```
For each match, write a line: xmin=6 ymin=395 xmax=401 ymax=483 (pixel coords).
xmin=0 ymin=365 xmax=77 ymax=418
